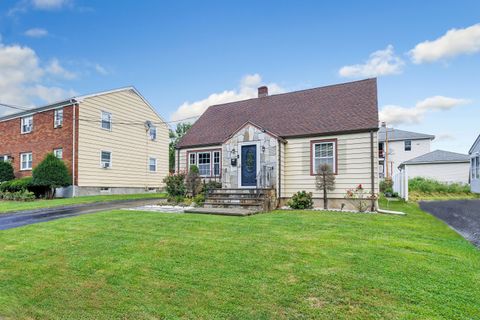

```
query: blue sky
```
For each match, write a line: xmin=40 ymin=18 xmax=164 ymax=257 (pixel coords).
xmin=0 ymin=0 xmax=479 ymax=153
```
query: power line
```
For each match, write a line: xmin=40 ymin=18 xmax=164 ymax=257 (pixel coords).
xmin=0 ymin=102 xmax=32 ymax=111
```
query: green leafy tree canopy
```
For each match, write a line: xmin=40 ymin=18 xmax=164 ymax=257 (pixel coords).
xmin=32 ymin=153 xmax=71 ymax=198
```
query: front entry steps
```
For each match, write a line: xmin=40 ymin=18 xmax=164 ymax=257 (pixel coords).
xmin=204 ymin=188 xmax=276 ymax=213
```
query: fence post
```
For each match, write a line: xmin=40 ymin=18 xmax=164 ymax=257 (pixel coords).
xmin=404 ymin=166 xmax=409 ymax=201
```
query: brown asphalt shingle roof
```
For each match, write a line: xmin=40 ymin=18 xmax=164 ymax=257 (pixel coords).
xmin=177 ymin=78 xmax=378 ymax=148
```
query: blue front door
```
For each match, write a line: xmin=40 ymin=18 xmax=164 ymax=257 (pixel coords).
xmin=241 ymin=145 xmax=257 ymax=187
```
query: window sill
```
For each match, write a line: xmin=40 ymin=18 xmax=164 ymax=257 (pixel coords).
xmin=20 ymin=168 xmax=32 ymax=171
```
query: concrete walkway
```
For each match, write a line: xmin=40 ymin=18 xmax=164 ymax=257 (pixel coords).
xmin=0 ymin=198 xmax=162 ymax=231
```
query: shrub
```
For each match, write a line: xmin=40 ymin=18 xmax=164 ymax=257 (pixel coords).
xmin=409 ymin=177 xmax=470 ymax=194
xmin=185 ymin=165 xmax=202 ymax=197
xmin=0 ymin=177 xmax=33 ymax=192
xmin=380 ymin=178 xmax=393 ymax=192
xmin=0 ymin=161 xmax=15 ymax=183
xmin=0 ymin=189 xmax=35 ymax=201
xmin=202 ymin=180 xmax=222 ymax=195
xmin=345 ymin=184 xmax=377 ymax=212
xmin=288 ymin=191 xmax=313 ymax=209
xmin=163 ymin=173 xmax=186 ymax=197
xmin=32 ymin=153 xmax=71 ymax=199
xmin=193 ymin=193 xmax=205 ymax=206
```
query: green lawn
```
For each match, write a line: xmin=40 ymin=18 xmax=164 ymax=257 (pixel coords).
xmin=0 ymin=201 xmax=479 ymax=319
xmin=409 ymin=191 xmax=480 ymax=202
xmin=0 ymin=193 xmax=167 ymax=213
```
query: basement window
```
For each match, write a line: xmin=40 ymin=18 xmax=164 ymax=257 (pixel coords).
xmin=100 ymin=187 xmax=111 ymax=193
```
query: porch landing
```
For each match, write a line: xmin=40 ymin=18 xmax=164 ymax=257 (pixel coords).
xmin=184 ymin=207 xmax=259 ymax=217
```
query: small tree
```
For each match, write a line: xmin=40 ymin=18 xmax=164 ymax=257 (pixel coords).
xmin=163 ymin=172 xmax=186 ymax=198
xmin=32 ymin=153 xmax=71 ymax=199
xmin=0 ymin=161 xmax=15 ymax=183
xmin=315 ymin=164 xmax=336 ymax=209
xmin=185 ymin=165 xmax=202 ymax=197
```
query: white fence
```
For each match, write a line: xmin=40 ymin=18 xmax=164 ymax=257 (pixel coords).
xmin=392 ymin=168 xmax=409 ymax=201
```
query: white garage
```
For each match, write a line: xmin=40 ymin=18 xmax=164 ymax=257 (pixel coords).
xmin=398 ymin=150 xmax=470 ymax=184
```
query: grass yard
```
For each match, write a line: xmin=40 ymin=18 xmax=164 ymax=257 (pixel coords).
xmin=0 ymin=192 xmax=167 ymax=214
xmin=0 ymin=200 xmax=479 ymax=319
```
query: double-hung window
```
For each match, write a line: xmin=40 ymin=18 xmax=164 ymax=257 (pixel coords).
xmin=149 ymin=126 xmax=157 ymax=140
xmin=54 ymin=108 xmax=63 ymax=128
xmin=404 ymin=140 xmax=412 ymax=151
xmin=21 ymin=116 xmax=33 ymax=134
xmin=20 ymin=152 xmax=33 ymax=170
xmin=53 ymin=148 xmax=63 ymax=159
xmin=101 ymin=151 xmax=112 ymax=168
xmin=312 ymin=141 xmax=336 ymax=174
xmin=149 ymin=157 xmax=157 ymax=172
xmin=476 ymin=156 xmax=480 ymax=179
xmin=213 ymin=151 xmax=220 ymax=176
xmin=101 ymin=111 xmax=112 ymax=130
xmin=198 ymin=152 xmax=211 ymax=176
xmin=189 ymin=153 xmax=196 ymax=167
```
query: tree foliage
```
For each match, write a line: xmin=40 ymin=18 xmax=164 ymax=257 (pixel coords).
xmin=169 ymin=122 xmax=193 ymax=172
xmin=32 ymin=153 xmax=71 ymax=199
xmin=315 ymin=164 xmax=336 ymax=209
xmin=185 ymin=165 xmax=202 ymax=197
xmin=0 ymin=161 xmax=15 ymax=183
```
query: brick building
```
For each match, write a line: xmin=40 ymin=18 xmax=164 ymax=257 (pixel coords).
xmin=0 ymin=87 xmax=169 ymax=197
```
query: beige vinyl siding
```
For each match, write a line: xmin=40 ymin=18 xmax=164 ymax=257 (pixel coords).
xmin=283 ymin=131 xmax=378 ymax=198
xmin=77 ymin=90 xmax=169 ymax=188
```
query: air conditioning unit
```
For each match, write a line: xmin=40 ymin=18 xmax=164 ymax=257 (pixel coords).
xmin=102 ymin=162 xmax=110 ymax=169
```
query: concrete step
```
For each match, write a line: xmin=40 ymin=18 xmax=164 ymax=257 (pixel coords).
xmin=210 ymin=188 xmax=270 ymax=195
xmin=204 ymin=202 xmax=264 ymax=210
xmin=207 ymin=193 xmax=266 ymax=200
xmin=205 ymin=198 xmax=265 ymax=205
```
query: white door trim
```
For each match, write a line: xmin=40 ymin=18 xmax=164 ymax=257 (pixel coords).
xmin=237 ymin=141 xmax=261 ymax=189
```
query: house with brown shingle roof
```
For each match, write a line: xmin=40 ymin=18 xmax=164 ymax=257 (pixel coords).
xmin=176 ymin=79 xmax=379 ymax=210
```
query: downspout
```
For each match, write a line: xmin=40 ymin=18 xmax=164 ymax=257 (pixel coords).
xmin=278 ymin=141 xmax=281 ymax=200
xmin=370 ymin=130 xmax=375 ymax=211
xmin=72 ymin=100 xmax=77 ymax=197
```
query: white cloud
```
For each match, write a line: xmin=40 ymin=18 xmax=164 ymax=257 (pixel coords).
xmin=339 ymin=45 xmax=405 ymax=78
xmin=32 ymin=0 xmax=70 ymax=10
xmin=379 ymin=96 xmax=470 ymax=125
xmin=170 ymin=74 xmax=285 ymax=122
xmin=410 ymin=23 xmax=480 ymax=63
xmin=24 ymin=28 xmax=48 ymax=38
xmin=94 ymin=63 xmax=108 ymax=75
xmin=46 ymin=58 xmax=76 ymax=79
xmin=436 ymin=133 xmax=455 ymax=141
xmin=0 ymin=41 xmax=76 ymax=116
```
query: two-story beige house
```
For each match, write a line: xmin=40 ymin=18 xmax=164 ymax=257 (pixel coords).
xmin=0 ymin=87 xmax=169 ymax=197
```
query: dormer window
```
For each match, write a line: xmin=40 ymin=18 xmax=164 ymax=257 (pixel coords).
xmin=21 ymin=116 xmax=33 ymax=134
xmin=54 ymin=109 xmax=63 ymax=128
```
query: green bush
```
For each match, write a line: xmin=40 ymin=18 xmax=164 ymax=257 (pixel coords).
xmin=0 ymin=177 xmax=33 ymax=192
xmin=380 ymin=178 xmax=393 ymax=192
xmin=193 ymin=193 xmax=205 ymax=206
xmin=163 ymin=173 xmax=186 ymax=197
xmin=0 ymin=161 xmax=15 ymax=183
xmin=0 ymin=189 xmax=35 ymax=201
xmin=288 ymin=191 xmax=313 ymax=209
xmin=202 ymin=180 xmax=222 ymax=195
xmin=409 ymin=177 xmax=470 ymax=194
xmin=32 ymin=153 xmax=71 ymax=199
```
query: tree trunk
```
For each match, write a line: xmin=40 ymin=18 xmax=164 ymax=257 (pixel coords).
xmin=323 ymin=173 xmax=328 ymax=209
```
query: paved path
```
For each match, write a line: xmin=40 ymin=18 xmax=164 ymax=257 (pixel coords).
xmin=419 ymin=200 xmax=480 ymax=248
xmin=0 ymin=199 xmax=162 ymax=231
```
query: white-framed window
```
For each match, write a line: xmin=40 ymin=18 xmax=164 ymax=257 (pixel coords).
xmin=101 ymin=151 xmax=112 ymax=168
xmin=474 ymin=156 xmax=480 ymax=180
xmin=20 ymin=152 xmax=33 ymax=170
xmin=21 ymin=116 xmax=33 ymax=134
xmin=53 ymin=148 xmax=63 ymax=159
xmin=189 ymin=153 xmax=196 ymax=167
xmin=0 ymin=155 xmax=11 ymax=162
xmin=198 ymin=152 xmax=211 ymax=176
xmin=312 ymin=141 xmax=336 ymax=174
xmin=101 ymin=111 xmax=112 ymax=131
xmin=213 ymin=151 xmax=220 ymax=176
xmin=54 ymin=108 xmax=63 ymax=128
xmin=149 ymin=126 xmax=157 ymax=140
xmin=149 ymin=157 xmax=157 ymax=172
xmin=404 ymin=140 xmax=412 ymax=151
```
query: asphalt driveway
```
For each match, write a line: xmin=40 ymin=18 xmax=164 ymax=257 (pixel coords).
xmin=419 ymin=200 xmax=480 ymax=248
xmin=0 ymin=198 xmax=161 ymax=231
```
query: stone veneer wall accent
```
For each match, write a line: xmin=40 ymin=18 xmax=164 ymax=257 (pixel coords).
xmin=222 ymin=124 xmax=278 ymax=189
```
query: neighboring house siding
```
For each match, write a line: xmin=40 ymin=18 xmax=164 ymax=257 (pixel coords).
xmin=387 ymin=138 xmax=431 ymax=174
xmin=77 ymin=90 xmax=168 ymax=188
xmin=406 ymin=163 xmax=470 ymax=184
xmin=470 ymin=141 xmax=480 ymax=193
xmin=283 ymin=131 xmax=378 ymax=198
xmin=0 ymin=105 xmax=77 ymax=178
